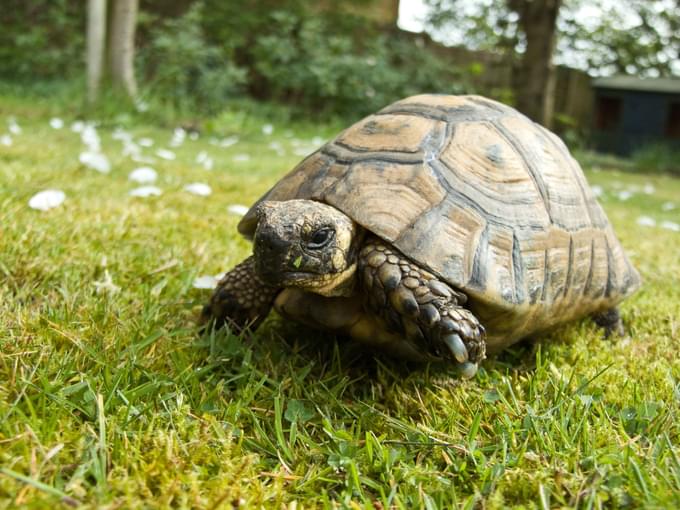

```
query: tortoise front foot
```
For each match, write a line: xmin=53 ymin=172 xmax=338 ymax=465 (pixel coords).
xmin=201 ymin=256 xmax=279 ymax=334
xmin=359 ymin=239 xmax=486 ymax=378
xmin=427 ymin=302 xmax=486 ymax=378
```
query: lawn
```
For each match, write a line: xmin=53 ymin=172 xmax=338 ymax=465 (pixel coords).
xmin=1 ymin=90 xmax=679 ymax=509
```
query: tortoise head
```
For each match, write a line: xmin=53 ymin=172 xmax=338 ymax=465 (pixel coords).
xmin=252 ymin=199 xmax=360 ymax=296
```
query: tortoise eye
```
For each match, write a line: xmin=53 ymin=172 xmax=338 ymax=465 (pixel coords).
xmin=307 ymin=228 xmax=334 ymax=249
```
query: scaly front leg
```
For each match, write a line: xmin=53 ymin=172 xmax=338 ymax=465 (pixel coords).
xmin=359 ymin=238 xmax=486 ymax=378
xmin=201 ymin=256 xmax=280 ymax=333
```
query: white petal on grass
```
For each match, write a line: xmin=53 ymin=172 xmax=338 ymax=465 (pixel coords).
xmin=233 ymin=153 xmax=250 ymax=162
xmin=262 ymin=123 xmax=274 ymax=135
xmin=170 ymin=127 xmax=186 ymax=147
xmin=590 ymin=185 xmax=603 ymax=197
xmin=122 ymin=141 xmax=141 ymax=158
xmin=93 ymin=269 xmax=121 ymax=295
xmin=218 ymin=136 xmax=239 ymax=148
xmin=228 ymin=204 xmax=249 ymax=216
xmin=661 ymin=202 xmax=676 ymax=211
xmin=129 ymin=167 xmax=158 ymax=184
xmin=636 ymin=216 xmax=656 ymax=227
xmin=138 ymin=137 xmax=154 ymax=147
xmin=196 ymin=151 xmax=214 ymax=170
xmin=293 ymin=147 xmax=315 ymax=157
xmin=79 ymin=151 xmax=111 ymax=173
xmin=156 ymin=148 xmax=176 ymax=160
xmin=8 ymin=118 xmax=21 ymax=135
xmin=129 ymin=185 xmax=162 ymax=197
xmin=112 ymin=128 xmax=132 ymax=142
xmin=71 ymin=120 xmax=85 ymax=133
xmin=49 ymin=117 xmax=64 ymax=129
xmin=81 ymin=125 xmax=101 ymax=152
xmin=193 ymin=275 xmax=220 ymax=289
xmin=643 ymin=183 xmax=656 ymax=194
xmin=617 ymin=190 xmax=633 ymax=201
xmin=189 ymin=131 xmax=199 ymax=141
xmin=29 ymin=189 xmax=66 ymax=211
xmin=269 ymin=141 xmax=285 ymax=156
xmin=132 ymin=154 xmax=156 ymax=164
xmin=311 ymin=136 xmax=324 ymax=146
xmin=184 ymin=182 xmax=212 ymax=196
xmin=0 ymin=134 xmax=11 ymax=146
xmin=660 ymin=221 xmax=680 ymax=232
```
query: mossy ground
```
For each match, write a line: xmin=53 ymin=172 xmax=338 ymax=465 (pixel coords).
xmin=1 ymin=91 xmax=679 ymax=509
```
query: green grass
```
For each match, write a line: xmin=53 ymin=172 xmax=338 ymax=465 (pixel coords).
xmin=1 ymin=90 xmax=679 ymax=509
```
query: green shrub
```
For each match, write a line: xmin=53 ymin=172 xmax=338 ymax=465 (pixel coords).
xmin=631 ymin=143 xmax=680 ymax=176
xmin=246 ymin=10 xmax=470 ymax=117
xmin=139 ymin=3 xmax=247 ymax=114
xmin=0 ymin=0 xmax=85 ymax=80
xmin=0 ymin=0 xmax=472 ymax=119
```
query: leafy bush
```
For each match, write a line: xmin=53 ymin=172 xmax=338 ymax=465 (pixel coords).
xmin=631 ymin=143 xmax=680 ymax=176
xmin=138 ymin=1 xmax=470 ymax=118
xmin=246 ymin=10 xmax=470 ymax=117
xmin=0 ymin=0 xmax=84 ymax=80
xmin=0 ymin=0 xmax=471 ymax=119
xmin=139 ymin=3 xmax=247 ymax=114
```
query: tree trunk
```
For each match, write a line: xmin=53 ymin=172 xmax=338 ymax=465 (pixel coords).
xmin=109 ymin=0 xmax=138 ymax=98
xmin=86 ymin=0 xmax=107 ymax=103
xmin=509 ymin=0 xmax=562 ymax=128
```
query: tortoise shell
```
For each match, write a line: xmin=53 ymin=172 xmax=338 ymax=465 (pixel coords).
xmin=239 ymin=95 xmax=640 ymax=350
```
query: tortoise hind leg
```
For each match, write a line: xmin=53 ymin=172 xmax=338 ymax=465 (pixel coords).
xmin=359 ymin=237 xmax=487 ymax=378
xmin=592 ymin=307 xmax=625 ymax=338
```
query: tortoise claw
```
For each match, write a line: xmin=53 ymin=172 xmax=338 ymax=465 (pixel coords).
xmin=443 ymin=333 xmax=468 ymax=363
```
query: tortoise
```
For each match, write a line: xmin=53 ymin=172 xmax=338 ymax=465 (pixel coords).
xmin=202 ymin=94 xmax=640 ymax=378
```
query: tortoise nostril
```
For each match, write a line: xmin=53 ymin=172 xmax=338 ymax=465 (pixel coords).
xmin=254 ymin=231 xmax=290 ymax=260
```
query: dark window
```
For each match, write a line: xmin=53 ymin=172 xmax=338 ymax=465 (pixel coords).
xmin=666 ymin=102 xmax=680 ymax=139
xmin=595 ymin=95 xmax=623 ymax=131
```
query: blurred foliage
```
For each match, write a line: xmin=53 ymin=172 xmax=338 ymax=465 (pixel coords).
xmin=138 ymin=3 xmax=248 ymax=114
xmin=0 ymin=0 xmax=85 ymax=80
xmin=0 ymin=0 xmax=470 ymax=118
xmin=196 ymin=0 xmax=469 ymax=117
xmin=425 ymin=0 xmax=680 ymax=78
xmin=631 ymin=143 xmax=680 ymax=176
xmin=553 ymin=112 xmax=586 ymax=151
xmin=426 ymin=0 xmax=521 ymax=53
xmin=559 ymin=0 xmax=680 ymax=77
xmin=244 ymin=10 xmax=469 ymax=116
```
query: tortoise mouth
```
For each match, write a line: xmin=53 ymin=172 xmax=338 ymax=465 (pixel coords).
xmin=261 ymin=269 xmax=331 ymax=287
xmin=256 ymin=261 xmax=326 ymax=287
xmin=255 ymin=258 xmax=338 ymax=288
